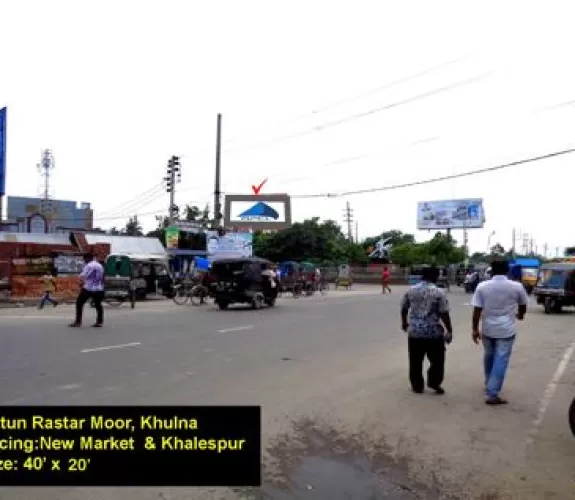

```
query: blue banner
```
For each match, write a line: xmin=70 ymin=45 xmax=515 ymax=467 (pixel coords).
xmin=0 ymin=107 xmax=6 ymax=196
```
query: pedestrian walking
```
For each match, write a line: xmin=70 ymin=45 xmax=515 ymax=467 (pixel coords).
xmin=381 ymin=266 xmax=392 ymax=293
xmin=69 ymin=253 xmax=105 ymax=328
xmin=38 ymin=271 xmax=59 ymax=309
xmin=400 ymin=266 xmax=453 ymax=394
xmin=471 ymin=259 xmax=527 ymax=405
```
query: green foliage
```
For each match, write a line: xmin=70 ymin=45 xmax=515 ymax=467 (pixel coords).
xmin=565 ymin=246 xmax=575 ymax=256
xmin=253 ymin=217 xmax=367 ymax=265
xmin=122 ymin=216 xmax=143 ymax=236
xmin=390 ymin=232 xmax=466 ymax=267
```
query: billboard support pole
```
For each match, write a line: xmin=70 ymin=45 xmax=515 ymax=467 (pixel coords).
xmin=214 ymin=113 xmax=222 ymax=228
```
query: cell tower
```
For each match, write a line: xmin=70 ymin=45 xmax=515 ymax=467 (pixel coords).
xmin=37 ymin=149 xmax=55 ymax=213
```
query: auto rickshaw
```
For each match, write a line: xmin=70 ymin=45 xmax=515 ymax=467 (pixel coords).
xmin=209 ymin=257 xmax=278 ymax=310
xmin=533 ymin=262 xmax=575 ymax=314
xmin=509 ymin=258 xmax=540 ymax=294
xmin=105 ymin=254 xmax=174 ymax=300
xmin=335 ymin=264 xmax=353 ymax=289
xmin=277 ymin=261 xmax=303 ymax=297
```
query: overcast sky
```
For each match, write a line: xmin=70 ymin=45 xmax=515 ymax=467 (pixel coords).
xmin=1 ymin=0 xmax=574 ymax=255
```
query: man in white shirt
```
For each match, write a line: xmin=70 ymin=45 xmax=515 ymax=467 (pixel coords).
xmin=471 ymin=259 xmax=528 ymax=405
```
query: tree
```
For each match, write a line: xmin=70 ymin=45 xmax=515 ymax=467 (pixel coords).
xmin=253 ymin=218 xmax=357 ymax=264
xmin=107 ymin=226 xmax=121 ymax=235
xmin=145 ymin=216 xmax=170 ymax=245
xmin=389 ymin=232 xmax=465 ymax=267
xmin=490 ymin=243 xmax=505 ymax=255
xmin=565 ymin=246 xmax=575 ymax=257
xmin=122 ymin=216 xmax=143 ymax=236
xmin=184 ymin=204 xmax=211 ymax=228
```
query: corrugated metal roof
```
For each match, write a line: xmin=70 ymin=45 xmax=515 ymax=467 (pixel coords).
xmin=0 ymin=232 xmax=71 ymax=245
xmin=84 ymin=234 xmax=166 ymax=256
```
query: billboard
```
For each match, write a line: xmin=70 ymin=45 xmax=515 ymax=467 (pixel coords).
xmin=224 ymin=194 xmax=292 ymax=230
xmin=165 ymin=226 xmax=180 ymax=249
xmin=0 ymin=107 xmax=6 ymax=196
xmin=417 ymin=199 xmax=485 ymax=230
xmin=206 ymin=230 xmax=253 ymax=259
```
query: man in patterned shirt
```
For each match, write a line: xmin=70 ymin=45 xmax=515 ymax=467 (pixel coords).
xmin=400 ymin=266 xmax=453 ymax=394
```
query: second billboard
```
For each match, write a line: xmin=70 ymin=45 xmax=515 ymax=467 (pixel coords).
xmin=417 ymin=199 xmax=485 ymax=230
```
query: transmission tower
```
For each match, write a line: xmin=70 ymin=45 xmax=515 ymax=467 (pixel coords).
xmin=37 ymin=149 xmax=55 ymax=213
xmin=343 ymin=201 xmax=354 ymax=242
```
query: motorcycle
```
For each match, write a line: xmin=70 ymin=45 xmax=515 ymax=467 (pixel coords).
xmin=464 ymin=274 xmax=480 ymax=294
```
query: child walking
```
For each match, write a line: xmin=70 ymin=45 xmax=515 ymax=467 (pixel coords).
xmin=39 ymin=272 xmax=59 ymax=309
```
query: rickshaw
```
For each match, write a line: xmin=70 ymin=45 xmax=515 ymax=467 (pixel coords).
xmin=509 ymin=258 xmax=540 ymax=294
xmin=533 ymin=262 xmax=575 ymax=314
xmin=209 ymin=257 xmax=278 ymax=310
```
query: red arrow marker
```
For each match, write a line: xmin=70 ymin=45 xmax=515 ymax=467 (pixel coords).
xmin=251 ymin=178 xmax=268 ymax=195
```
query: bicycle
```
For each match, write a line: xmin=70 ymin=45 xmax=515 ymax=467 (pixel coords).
xmin=172 ymin=282 xmax=209 ymax=306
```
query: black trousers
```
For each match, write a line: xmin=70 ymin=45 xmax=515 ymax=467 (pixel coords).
xmin=408 ymin=337 xmax=445 ymax=391
xmin=75 ymin=288 xmax=104 ymax=325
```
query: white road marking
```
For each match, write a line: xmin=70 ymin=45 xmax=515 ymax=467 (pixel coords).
xmin=0 ymin=315 xmax=64 ymax=320
xmin=217 ymin=325 xmax=254 ymax=333
xmin=526 ymin=341 xmax=575 ymax=445
xmin=81 ymin=342 xmax=141 ymax=353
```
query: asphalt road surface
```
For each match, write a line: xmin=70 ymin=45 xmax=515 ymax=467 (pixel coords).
xmin=0 ymin=285 xmax=574 ymax=499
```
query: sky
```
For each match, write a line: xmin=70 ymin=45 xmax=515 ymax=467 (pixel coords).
xmin=1 ymin=0 xmax=574 ymax=255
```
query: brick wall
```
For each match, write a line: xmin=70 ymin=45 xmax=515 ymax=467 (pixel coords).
xmin=11 ymin=276 xmax=81 ymax=300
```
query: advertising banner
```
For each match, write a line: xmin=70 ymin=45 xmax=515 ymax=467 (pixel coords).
xmin=0 ymin=107 xmax=6 ymax=196
xmin=206 ymin=231 xmax=253 ymax=259
xmin=165 ymin=226 xmax=180 ymax=249
xmin=417 ymin=199 xmax=485 ymax=230
xmin=224 ymin=194 xmax=292 ymax=230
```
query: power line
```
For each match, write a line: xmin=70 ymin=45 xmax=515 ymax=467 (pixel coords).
xmin=222 ymin=54 xmax=472 ymax=145
xmin=98 ymin=184 xmax=164 ymax=216
xmin=291 ymin=147 xmax=575 ymax=199
xmin=224 ymin=72 xmax=492 ymax=154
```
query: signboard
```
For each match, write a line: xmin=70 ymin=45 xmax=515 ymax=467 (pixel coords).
xmin=417 ymin=199 xmax=485 ymax=230
xmin=53 ymin=255 xmax=84 ymax=275
xmin=165 ymin=226 xmax=180 ymax=249
xmin=175 ymin=221 xmax=202 ymax=234
xmin=0 ymin=107 xmax=6 ymax=196
xmin=205 ymin=231 xmax=253 ymax=259
xmin=11 ymin=257 xmax=53 ymax=276
xmin=224 ymin=194 xmax=292 ymax=230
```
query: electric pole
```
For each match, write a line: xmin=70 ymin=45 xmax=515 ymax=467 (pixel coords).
xmin=543 ymin=243 xmax=548 ymax=258
xmin=164 ymin=156 xmax=181 ymax=223
xmin=343 ymin=201 xmax=354 ymax=242
xmin=214 ymin=113 xmax=222 ymax=228
xmin=511 ymin=228 xmax=516 ymax=257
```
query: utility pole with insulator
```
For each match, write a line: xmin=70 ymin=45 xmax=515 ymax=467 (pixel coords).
xmin=164 ymin=155 xmax=181 ymax=223
xmin=343 ymin=201 xmax=354 ymax=242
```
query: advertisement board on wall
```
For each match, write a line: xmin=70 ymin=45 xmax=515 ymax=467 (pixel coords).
xmin=224 ymin=194 xmax=292 ymax=230
xmin=417 ymin=199 xmax=485 ymax=230
xmin=205 ymin=231 xmax=253 ymax=259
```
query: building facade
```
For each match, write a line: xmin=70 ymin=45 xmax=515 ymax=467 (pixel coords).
xmin=5 ymin=196 xmax=93 ymax=233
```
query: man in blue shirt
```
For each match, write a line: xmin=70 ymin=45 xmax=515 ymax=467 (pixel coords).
xmin=401 ymin=266 xmax=453 ymax=394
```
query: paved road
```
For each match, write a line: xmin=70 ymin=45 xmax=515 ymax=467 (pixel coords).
xmin=0 ymin=286 xmax=573 ymax=499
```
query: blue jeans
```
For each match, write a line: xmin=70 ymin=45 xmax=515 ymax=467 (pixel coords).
xmin=38 ymin=292 xmax=57 ymax=309
xmin=483 ymin=335 xmax=515 ymax=398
